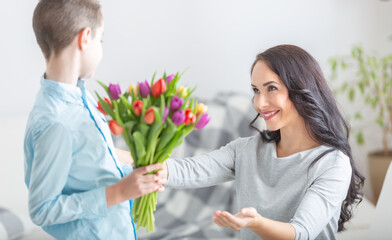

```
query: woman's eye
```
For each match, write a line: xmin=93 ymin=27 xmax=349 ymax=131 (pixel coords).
xmin=252 ymin=87 xmax=260 ymax=94
xmin=268 ymin=86 xmax=277 ymax=91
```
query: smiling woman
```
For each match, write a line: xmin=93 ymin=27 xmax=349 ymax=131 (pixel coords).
xmin=158 ymin=44 xmax=365 ymax=240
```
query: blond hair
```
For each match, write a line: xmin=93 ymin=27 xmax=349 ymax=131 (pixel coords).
xmin=33 ymin=0 xmax=103 ymax=60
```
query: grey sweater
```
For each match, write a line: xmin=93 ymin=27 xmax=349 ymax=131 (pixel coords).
xmin=166 ymin=135 xmax=352 ymax=240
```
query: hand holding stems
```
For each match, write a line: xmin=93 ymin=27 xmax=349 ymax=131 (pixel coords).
xmin=106 ymin=163 xmax=167 ymax=207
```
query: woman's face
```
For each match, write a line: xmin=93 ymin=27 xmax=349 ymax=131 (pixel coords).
xmin=251 ymin=61 xmax=302 ymax=132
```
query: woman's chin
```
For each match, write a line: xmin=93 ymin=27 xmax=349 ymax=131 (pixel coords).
xmin=266 ymin=125 xmax=280 ymax=132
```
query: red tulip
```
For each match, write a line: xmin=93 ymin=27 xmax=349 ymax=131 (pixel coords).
xmin=184 ymin=109 xmax=196 ymax=125
xmin=96 ymin=97 xmax=113 ymax=115
xmin=109 ymin=120 xmax=124 ymax=136
xmin=132 ymin=100 xmax=143 ymax=116
xmin=144 ymin=107 xmax=155 ymax=124
xmin=151 ymin=78 xmax=167 ymax=97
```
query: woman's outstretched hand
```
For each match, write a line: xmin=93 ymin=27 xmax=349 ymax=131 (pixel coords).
xmin=213 ymin=207 xmax=260 ymax=230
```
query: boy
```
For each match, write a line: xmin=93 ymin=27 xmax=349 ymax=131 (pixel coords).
xmin=24 ymin=0 xmax=165 ymax=239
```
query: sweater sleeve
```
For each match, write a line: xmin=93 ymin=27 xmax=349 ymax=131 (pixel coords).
xmin=166 ymin=140 xmax=237 ymax=188
xmin=28 ymin=122 xmax=108 ymax=226
xmin=289 ymin=151 xmax=352 ymax=240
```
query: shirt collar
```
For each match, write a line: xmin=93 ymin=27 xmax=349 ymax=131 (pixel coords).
xmin=40 ymin=74 xmax=86 ymax=103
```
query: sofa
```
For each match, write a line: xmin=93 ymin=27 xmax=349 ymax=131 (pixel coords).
xmin=0 ymin=91 xmax=382 ymax=240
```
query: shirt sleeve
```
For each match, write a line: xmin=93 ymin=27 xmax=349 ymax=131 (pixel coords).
xmin=28 ymin=122 xmax=108 ymax=226
xmin=289 ymin=151 xmax=352 ymax=240
xmin=166 ymin=140 xmax=236 ymax=188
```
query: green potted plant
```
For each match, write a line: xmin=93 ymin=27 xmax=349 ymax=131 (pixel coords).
xmin=330 ymin=43 xmax=392 ymax=203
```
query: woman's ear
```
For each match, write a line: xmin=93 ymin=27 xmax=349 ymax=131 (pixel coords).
xmin=77 ymin=27 xmax=92 ymax=51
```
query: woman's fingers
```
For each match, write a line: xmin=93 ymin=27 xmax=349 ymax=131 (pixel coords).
xmin=135 ymin=163 xmax=164 ymax=175
xmin=213 ymin=210 xmax=242 ymax=230
xmin=221 ymin=211 xmax=241 ymax=230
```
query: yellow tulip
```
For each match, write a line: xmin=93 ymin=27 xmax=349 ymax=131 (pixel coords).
xmin=128 ymin=84 xmax=138 ymax=97
xmin=196 ymin=103 xmax=208 ymax=115
xmin=176 ymin=86 xmax=188 ymax=98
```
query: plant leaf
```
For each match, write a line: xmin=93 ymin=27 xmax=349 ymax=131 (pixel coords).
xmin=356 ymin=132 xmax=364 ymax=145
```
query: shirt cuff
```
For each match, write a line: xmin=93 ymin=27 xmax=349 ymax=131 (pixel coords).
xmin=81 ymin=187 xmax=108 ymax=218
xmin=289 ymin=221 xmax=309 ymax=240
xmin=165 ymin=158 xmax=178 ymax=187
xmin=121 ymin=164 xmax=134 ymax=176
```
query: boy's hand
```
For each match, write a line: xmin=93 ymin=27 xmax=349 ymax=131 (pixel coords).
xmin=106 ymin=163 xmax=165 ymax=207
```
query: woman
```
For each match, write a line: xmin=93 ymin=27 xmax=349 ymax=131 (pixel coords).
xmin=158 ymin=45 xmax=364 ymax=240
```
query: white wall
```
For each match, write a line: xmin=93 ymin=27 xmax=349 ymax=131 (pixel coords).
xmin=0 ymin=0 xmax=391 ymax=200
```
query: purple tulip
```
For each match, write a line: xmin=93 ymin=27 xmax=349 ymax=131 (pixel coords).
xmin=108 ymin=83 xmax=121 ymax=100
xmin=138 ymin=80 xmax=150 ymax=98
xmin=195 ymin=113 xmax=210 ymax=130
xmin=162 ymin=107 xmax=169 ymax=123
xmin=166 ymin=74 xmax=175 ymax=85
xmin=171 ymin=110 xmax=186 ymax=126
xmin=170 ymin=96 xmax=183 ymax=111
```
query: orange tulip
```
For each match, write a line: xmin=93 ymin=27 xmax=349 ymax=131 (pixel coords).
xmin=132 ymin=100 xmax=143 ymax=116
xmin=144 ymin=107 xmax=155 ymax=124
xmin=109 ymin=120 xmax=124 ymax=136
xmin=151 ymin=78 xmax=167 ymax=97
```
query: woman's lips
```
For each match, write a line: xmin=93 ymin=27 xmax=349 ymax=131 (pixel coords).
xmin=262 ymin=110 xmax=280 ymax=121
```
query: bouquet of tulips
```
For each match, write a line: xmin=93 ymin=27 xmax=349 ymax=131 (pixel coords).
xmin=95 ymin=71 xmax=210 ymax=232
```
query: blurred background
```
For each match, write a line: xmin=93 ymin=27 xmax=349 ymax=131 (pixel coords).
xmin=0 ymin=0 xmax=392 ymax=238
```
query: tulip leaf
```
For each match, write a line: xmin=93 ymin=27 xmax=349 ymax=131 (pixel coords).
xmin=156 ymin=118 xmax=177 ymax=152
xmin=151 ymin=71 xmax=157 ymax=86
xmin=96 ymin=80 xmax=110 ymax=96
xmin=118 ymin=100 xmax=127 ymax=117
xmin=160 ymin=95 xmax=165 ymax=118
xmin=133 ymin=131 xmax=146 ymax=166
xmin=95 ymin=92 xmax=115 ymax=117
xmin=111 ymin=101 xmax=123 ymax=125
xmin=121 ymin=130 xmax=137 ymax=163
xmin=167 ymin=73 xmax=180 ymax=96
xmin=152 ymin=107 xmax=162 ymax=124
xmin=130 ymin=88 xmax=137 ymax=100
xmin=145 ymin=121 xmax=163 ymax=165
xmin=120 ymin=95 xmax=132 ymax=111
xmin=124 ymin=121 xmax=136 ymax=132
xmin=134 ymin=122 xmax=149 ymax=136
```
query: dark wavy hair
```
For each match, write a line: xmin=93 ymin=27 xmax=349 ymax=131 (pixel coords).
xmin=249 ymin=45 xmax=365 ymax=232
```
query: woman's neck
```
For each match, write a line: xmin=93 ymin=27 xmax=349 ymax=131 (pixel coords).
xmin=276 ymin=118 xmax=320 ymax=158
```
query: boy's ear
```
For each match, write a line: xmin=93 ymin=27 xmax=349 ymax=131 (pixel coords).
xmin=78 ymin=27 xmax=92 ymax=51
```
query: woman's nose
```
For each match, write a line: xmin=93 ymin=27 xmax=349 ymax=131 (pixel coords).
xmin=254 ymin=94 xmax=268 ymax=110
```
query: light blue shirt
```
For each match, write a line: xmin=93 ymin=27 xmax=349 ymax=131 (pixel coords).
xmin=24 ymin=76 xmax=137 ymax=239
